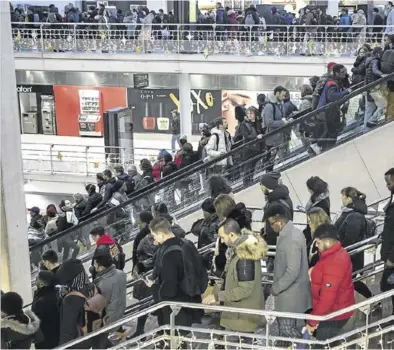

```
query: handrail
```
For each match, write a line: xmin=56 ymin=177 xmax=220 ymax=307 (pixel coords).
xmin=58 ymin=289 xmax=394 ymax=349
xmin=29 ymin=72 xmax=394 ymax=252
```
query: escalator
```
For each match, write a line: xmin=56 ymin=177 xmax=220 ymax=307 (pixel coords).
xmin=29 ymin=72 xmax=394 ymax=281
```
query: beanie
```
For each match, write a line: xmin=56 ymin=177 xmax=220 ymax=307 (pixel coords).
xmin=260 ymin=171 xmax=281 ymax=190
xmin=113 ymin=180 xmax=124 ymax=192
xmin=1 ymin=292 xmax=23 ymax=316
xmin=201 ymin=198 xmax=216 ymax=214
xmin=56 ymin=258 xmax=85 ymax=285
xmin=327 ymin=62 xmax=337 ymax=70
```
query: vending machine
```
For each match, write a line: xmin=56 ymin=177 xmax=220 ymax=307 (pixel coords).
xmin=103 ymin=107 xmax=134 ymax=165
xmin=78 ymin=89 xmax=102 ymax=137
xmin=41 ymin=95 xmax=56 ymax=135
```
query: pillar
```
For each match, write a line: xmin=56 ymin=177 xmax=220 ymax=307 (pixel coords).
xmin=0 ymin=1 xmax=32 ymax=304
xmin=179 ymin=73 xmax=192 ymax=137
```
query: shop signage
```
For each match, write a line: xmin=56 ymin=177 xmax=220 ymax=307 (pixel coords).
xmin=16 ymin=85 xmax=54 ymax=94
xmin=133 ymin=74 xmax=149 ymax=89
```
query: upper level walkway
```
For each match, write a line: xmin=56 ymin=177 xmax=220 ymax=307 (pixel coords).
xmin=12 ymin=23 xmax=389 ymax=75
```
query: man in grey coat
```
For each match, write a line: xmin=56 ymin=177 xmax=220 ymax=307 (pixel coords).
xmin=263 ymin=86 xmax=290 ymax=171
xmin=265 ymin=203 xmax=312 ymax=347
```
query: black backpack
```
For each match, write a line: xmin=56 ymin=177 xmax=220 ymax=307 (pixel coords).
xmin=381 ymin=49 xmax=394 ymax=74
xmin=161 ymin=239 xmax=208 ymax=297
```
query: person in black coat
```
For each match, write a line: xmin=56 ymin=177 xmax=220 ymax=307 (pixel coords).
xmin=351 ymin=45 xmax=371 ymax=86
xmin=32 ymin=271 xmax=60 ymax=349
xmin=148 ymin=217 xmax=203 ymax=333
xmin=335 ymin=187 xmax=375 ymax=302
xmin=82 ymin=184 xmax=102 ymax=217
xmin=73 ymin=193 xmax=87 ymax=219
xmin=1 ymin=292 xmax=41 ymax=350
xmin=304 ymin=176 xmax=331 ymax=245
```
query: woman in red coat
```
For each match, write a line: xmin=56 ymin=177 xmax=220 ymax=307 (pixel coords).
xmin=306 ymin=224 xmax=355 ymax=347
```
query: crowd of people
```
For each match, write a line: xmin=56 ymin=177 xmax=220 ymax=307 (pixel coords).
xmin=3 ymin=167 xmax=394 ymax=349
xmin=10 ymin=2 xmax=394 ymax=41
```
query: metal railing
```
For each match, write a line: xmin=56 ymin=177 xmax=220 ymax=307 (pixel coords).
xmin=58 ymin=289 xmax=394 ymax=349
xmin=11 ymin=23 xmax=389 ymax=56
xmin=21 ymin=142 xmax=163 ymax=176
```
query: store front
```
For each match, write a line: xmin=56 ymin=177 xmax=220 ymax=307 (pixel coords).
xmin=17 ymin=84 xmax=56 ymax=135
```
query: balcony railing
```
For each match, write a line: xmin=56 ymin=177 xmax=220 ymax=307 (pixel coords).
xmin=11 ymin=23 xmax=388 ymax=57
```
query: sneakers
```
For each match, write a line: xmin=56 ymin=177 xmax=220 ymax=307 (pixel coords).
xmin=309 ymin=143 xmax=322 ymax=155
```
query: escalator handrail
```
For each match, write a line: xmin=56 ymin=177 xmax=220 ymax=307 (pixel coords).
xmin=58 ymin=288 xmax=394 ymax=349
xmin=29 ymin=72 xmax=394 ymax=252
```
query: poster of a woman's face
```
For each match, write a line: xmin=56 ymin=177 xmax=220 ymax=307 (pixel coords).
xmin=221 ymin=91 xmax=258 ymax=134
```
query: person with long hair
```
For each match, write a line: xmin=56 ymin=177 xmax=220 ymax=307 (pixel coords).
xmin=306 ymin=207 xmax=331 ymax=267
xmin=335 ymin=187 xmax=378 ymax=305
xmin=208 ymin=175 xmax=233 ymax=200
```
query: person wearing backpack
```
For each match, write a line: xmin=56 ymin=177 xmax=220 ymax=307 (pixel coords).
xmin=57 ymin=259 xmax=99 ymax=347
xmin=334 ymin=187 xmax=378 ymax=305
xmin=203 ymin=218 xmax=267 ymax=338
xmin=134 ymin=159 xmax=155 ymax=210
xmin=114 ymin=165 xmax=135 ymax=195
xmin=147 ymin=217 xmax=205 ymax=333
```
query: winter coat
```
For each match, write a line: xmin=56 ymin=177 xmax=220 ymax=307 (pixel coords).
xmin=97 ymin=177 xmax=116 ymax=209
xmin=180 ymin=150 xmax=198 ymax=169
xmin=217 ymin=233 xmax=267 ymax=333
xmin=381 ymin=194 xmax=394 ymax=264
xmin=308 ymin=242 xmax=355 ymax=326
xmin=272 ymin=221 xmax=312 ymax=314
xmin=299 ymin=95 xmax=313 ymax=113
xmin=198 ymin=214 xmax=220 ymax=269
xmin=56 ymin=209 xmax=78 ymax=233
xmin=1 ymin=311 xmax=41 ymax=349
xmin=74 ymin=199 xmax=87 ymax=219
xmin=335 ymin=199 xmax=368 ymax=272
xmin=32 ymin=286 xmax=60 ymax=349
xmin=132 ymin=225 xmax=151 ymax=270
xmin=351 ymin=55 xmax=369 ymax=85
xmin=162 ymin=161 xmax=178 ymax=178
xmin=263 ymin=96 xmax=286 ymax=147
xmin=82 ymin=192 xmax=102 ymax=217
xmin=385 ymin=8 xmax=394 ymax=34
xmin=152 ymin=237 xmax=203 ymax=328
xmin=134 ymin=171 xmax=155 ymax=209
xmin=365 ymin=56 xmax=384 ymax=85
xmin=240 ymin=119 xmax=263 ymax=155
xmin=93 ymin=233 xmax=125 ymax=271
xmin=45 ymin=215 xmax=59 ymax=236
xmin=206 ymin=127 xmax=233 ymax=167
xmin=106 ymin=191 xmax=129 ymax=225
xmin=263 ymin=184 xmax=294 ymax=246
xmin=94 ymin=265 xmax=127 ymax=325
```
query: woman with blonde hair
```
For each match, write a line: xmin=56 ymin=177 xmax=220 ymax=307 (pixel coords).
xmin=306 ymin=206 xmax=331 ymax=267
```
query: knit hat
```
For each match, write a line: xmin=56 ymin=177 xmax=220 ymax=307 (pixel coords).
xmin=113 ymin=180 xmax=124 ymax=192
xmin=260 ymin=171 xmax=281 ymax=190
xmin=56 ymin=258 xmax=85 ymax=285
xmin=314 ymin=224 xmax=339 ymax=240
xmin=1 ymin=292 xmax=23 ymax=316
xmin=327 ymin=62 xmax=337 ymax=70
xmin=28 ymin=206 xmax=40 ymax=214
xmin=201 ymin=198 xmax=216 ymax=214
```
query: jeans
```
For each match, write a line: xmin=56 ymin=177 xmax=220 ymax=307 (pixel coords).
xmin=364 ymin=90 xmax=386 ymax=129
xmin=314 ymin=319 xmax=348 ymax=348
xmin=171 ymin=134 xmax=180 ymax=153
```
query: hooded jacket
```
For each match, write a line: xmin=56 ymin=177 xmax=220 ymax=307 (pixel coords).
xmin=94 ymin=265 xmax=127 ymax=325
xmin=335 ymin=199 xmax=368 ymax=272
xmin=1 ymin=310 xmax=41 ymax=349
xmin=217 ymin=232 xmax=267 ymax=333
xmin=97 ymin=177 xmax=116 ymax=209
xmin=82 ymin=192 xmax=102 ymax=217
xmin=365 ymin=55 xmax=385 ymax=85
xmin=351 ymin=55 xmax=369 ymax=85
xmin=239 ymin=117 xmax=263 ymax=154
xmin=263 ymin=184 xmax=294 ymax=246
xmin=93 ymin=233 xmax=124 ymax=271
xmin=309 ymin=242 xmax=355 ymax=327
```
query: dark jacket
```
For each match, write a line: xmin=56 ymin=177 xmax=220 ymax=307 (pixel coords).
xmin=335 ymin=199 xmax=368 ymax=272
xmin=199 ymin=214 xmax=219 ymax=269
xmin=134 ymin=171 xmax=155 ymax=210
xmin=309 ymin=242 xmax=355 ymax=326
xmin=263 ymin=185 xmax=294 ymax=246
xmin=32 ymin=286 xmax=60 ymax=349
xmin=381 ymin=194 xmax=394 ymax=263
xmin=373 ymin=14 xmax=384 ymax=31
xmin=365 ymin=56 xmax=384 ymax=85
xmin=180 ymin=149 xmax=198 ymax=169
xmin=97 ymin=177 xmax=116 ymax=209
xmin=58 ymin=292 xmax=87 ymax=346
xmin=162 ymin=161 xmax=178 ymax=178
xmin=82 ymin=192 xmax=102 ymax=217
xmin=117 ymin=173 xmax=135 ymax=195
xmin=93 ymin=233 xmax=124 ymax=271
xmin=263 ymin=97 xmax=286 ymax=147
xmin=73 ymin=199 xmax=87 ymax=219
xmin=351 ymin=55 xmax=369 ymax=85
xmin=152 ymin=237 xmax=203 ymax=327
xmin=1 ymin=311 xmax=40 ymax=349
xmin=240 ymin=118 xmax=263 ymax=154
xmin=132 ymin=225 xmax=151 ymax=270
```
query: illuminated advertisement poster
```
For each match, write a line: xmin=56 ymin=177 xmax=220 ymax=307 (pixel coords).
xmin=222 ymin=90 xmax=301 ymax=135
xmin=127 ymin=88 xmax=221 ymax=135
